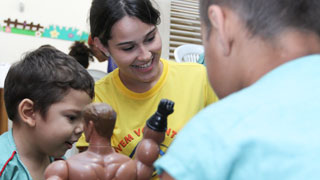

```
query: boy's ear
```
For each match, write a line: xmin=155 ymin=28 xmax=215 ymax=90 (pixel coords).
xmin=18 ymin=99 xmax=36 ymax=127
xmin=84 ymin=120 xmax=94 ymax=143
xmin=208 ymin=5 xmax=231 ymax=56
xmin=93 ymin=37 xmax=110 ymax=57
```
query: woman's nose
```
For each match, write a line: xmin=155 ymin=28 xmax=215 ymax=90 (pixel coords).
xmin=137 ymin=45 xmax=152 ymax=61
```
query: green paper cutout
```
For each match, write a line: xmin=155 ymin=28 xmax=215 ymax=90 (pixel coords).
xmin=10 ymin=27 xmax=36 ymax=36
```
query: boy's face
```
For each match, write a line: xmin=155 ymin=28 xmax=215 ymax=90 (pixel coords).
xmin=33 ymin=89 xmax=92 ymax=157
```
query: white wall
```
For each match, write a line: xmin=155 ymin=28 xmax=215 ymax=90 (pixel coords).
xmin=0 ymin=0 xmax=171 ymax=67
xmin=0 ymin=0 xmax=93 ymax=64
xmin=153 ymin=0 xmax=171 ymax=60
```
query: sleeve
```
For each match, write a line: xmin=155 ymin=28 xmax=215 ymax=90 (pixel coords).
xmin=93 ymin=78 xmax=109 ymax=103
xmin=93 ymin=89 xmax=104 ymax=103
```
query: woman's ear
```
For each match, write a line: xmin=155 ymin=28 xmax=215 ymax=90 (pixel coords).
xmin=84 ymin=120 xmax=94 ymax=143
xmin=18 ymin=99 xmax=36 ymax=127
xmin=93 ymin=37 xmax=110 ymax=57
xmin=208 ymin=5 xmax=231 ymax=56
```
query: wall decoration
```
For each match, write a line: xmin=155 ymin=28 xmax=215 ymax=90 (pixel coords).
xmin=1 ymin=18 xmax=89 ymax=42
xmin=42 ymin=25 xmax=89 ymax=41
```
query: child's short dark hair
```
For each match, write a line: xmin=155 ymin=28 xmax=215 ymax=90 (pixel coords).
xmin=4 ymin=45 xmax=95 ymax=121
xmin=200 ymin=0 xmax=320 ymax=39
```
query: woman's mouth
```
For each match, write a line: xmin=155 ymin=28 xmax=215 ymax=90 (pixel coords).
xmin=131 ymin=55 xmax=154 ymax=69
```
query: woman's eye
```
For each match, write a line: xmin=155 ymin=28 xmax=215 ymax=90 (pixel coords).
xmin=122 ymin=46 xmax=134 ymax=51
xmin=146 ymin=36 xmax=155 ymax=42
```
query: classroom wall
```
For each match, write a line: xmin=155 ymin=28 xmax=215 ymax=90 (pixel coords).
xmin=0 ymin=0 xmax=92 ymax=66
xmin=0 ymin=0 xmax=171 ymax=70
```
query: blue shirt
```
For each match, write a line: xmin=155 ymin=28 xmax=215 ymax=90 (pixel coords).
xmin=0 ymin=129 xmax=32 ymax=180
xmin=107 ymin=57 xmax=117 ymax=73
xmin=155 ymin=55 xmax=320 ymax=180
xmin=0 ymin=129 xmax=59 ymax=180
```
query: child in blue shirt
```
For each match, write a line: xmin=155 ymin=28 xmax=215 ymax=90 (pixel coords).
xmin=0 ymin=45 xmax=94 ymax=180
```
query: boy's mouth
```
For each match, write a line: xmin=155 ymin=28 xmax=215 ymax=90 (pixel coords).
xmin=65 ymin=141 xmax=74 ymax=149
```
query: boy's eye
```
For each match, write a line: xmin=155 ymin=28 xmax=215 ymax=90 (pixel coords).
xmin=66 ymin=115 xmax=77 ymax=121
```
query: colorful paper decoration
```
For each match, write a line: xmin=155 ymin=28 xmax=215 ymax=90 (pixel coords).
xmin=42 ymin=25 xmax=89 ymax=41
xmin=4 ymin=18 xmax=43 ymax=31
xmin=1 ymin=18 xmax=89 ymax=42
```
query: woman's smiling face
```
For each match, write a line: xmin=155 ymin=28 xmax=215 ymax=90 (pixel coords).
xmin=106 ymin=16 xmax=162 ymax=86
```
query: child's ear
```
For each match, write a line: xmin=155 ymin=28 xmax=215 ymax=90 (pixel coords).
xmin=208 ymin=5 xmax=231 ymax=56
xmin=18 ymin=99 xmax=36 ymax=127
xmin=85 ymin=120 xmax=94 ymax=142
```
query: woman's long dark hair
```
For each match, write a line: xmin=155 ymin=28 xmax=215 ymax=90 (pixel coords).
xmin=90 ymin=0 xmax=160 ymax=46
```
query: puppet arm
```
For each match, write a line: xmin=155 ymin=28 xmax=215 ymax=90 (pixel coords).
xmin=44 ymin=160 xmax=69 ymax=180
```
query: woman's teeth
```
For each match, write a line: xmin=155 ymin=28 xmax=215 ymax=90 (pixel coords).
xmin=132 ymin=60 xmax=152 ymax=69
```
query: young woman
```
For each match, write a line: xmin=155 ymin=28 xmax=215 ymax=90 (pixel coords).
xmin=77 ymin=0 xmax=219 ymax=177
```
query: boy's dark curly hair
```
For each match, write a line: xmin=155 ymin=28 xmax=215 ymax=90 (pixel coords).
xmin=4 ymin=45 xmax=95 ymax=121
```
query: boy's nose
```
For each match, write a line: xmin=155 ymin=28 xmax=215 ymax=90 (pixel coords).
xmin=75 ymin=122 xmax=84 ymax=134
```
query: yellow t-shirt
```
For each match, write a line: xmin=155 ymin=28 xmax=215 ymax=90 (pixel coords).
xmin=77 ymin=59 xmax=218 ymax=176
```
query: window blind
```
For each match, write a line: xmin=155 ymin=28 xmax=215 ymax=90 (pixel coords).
xmin=169 ymin=0 xmax=201 ymax=60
